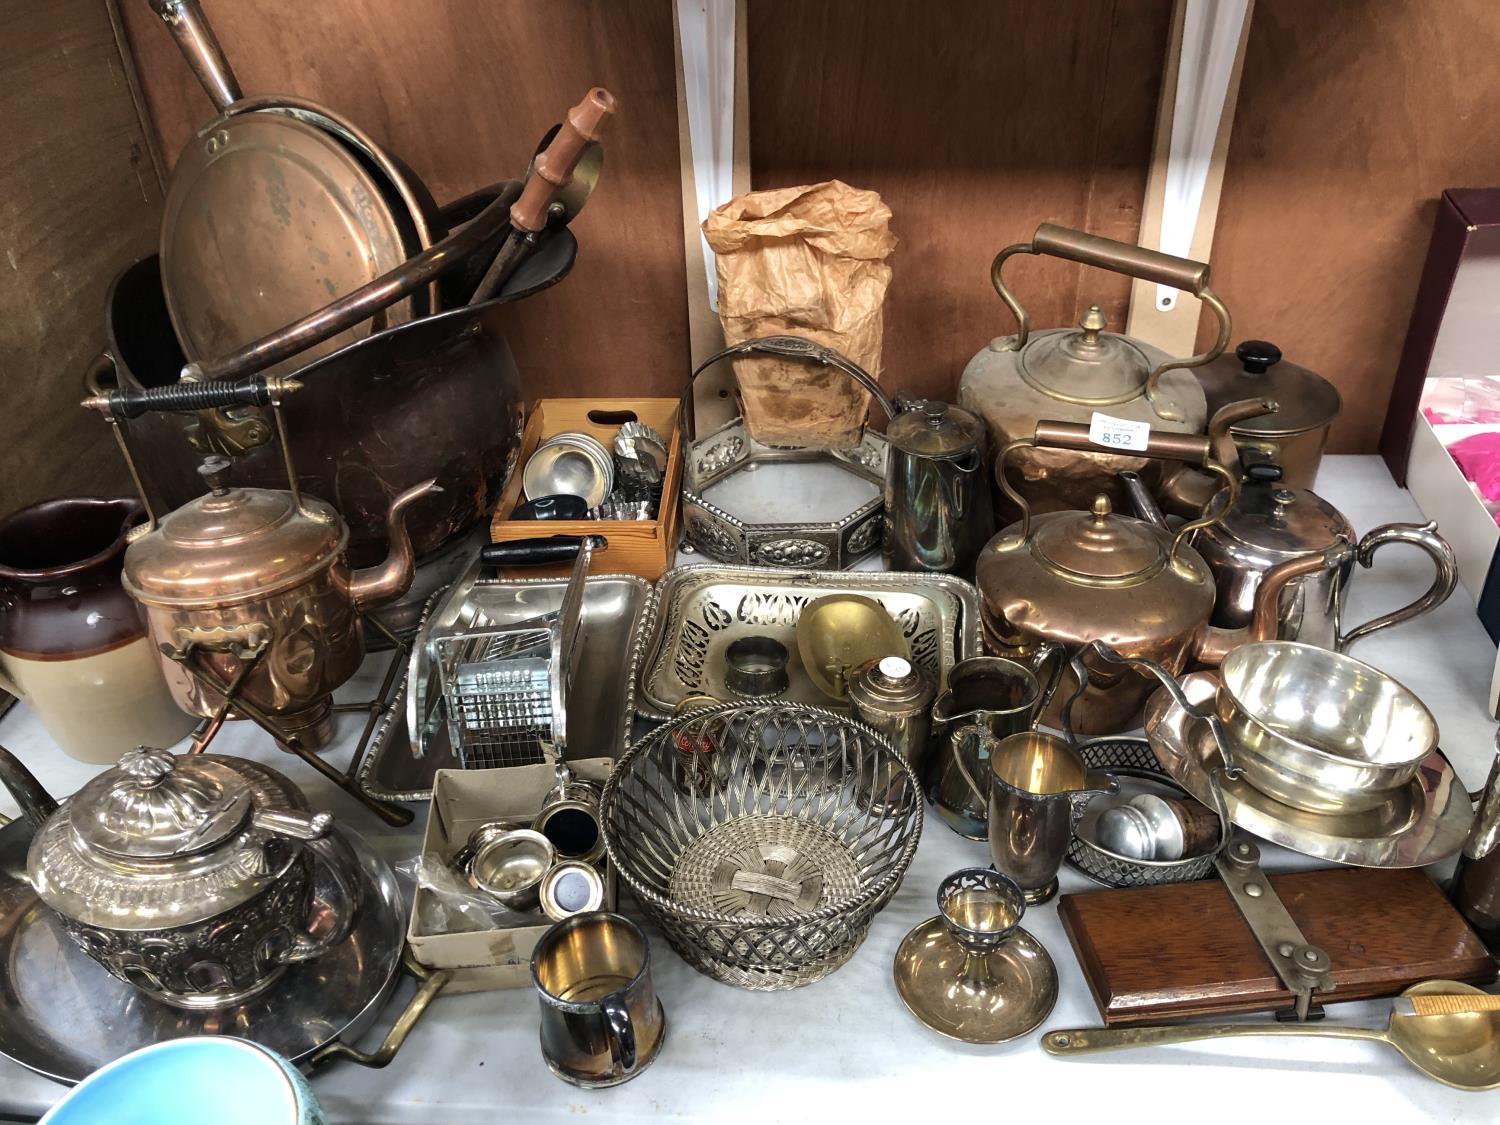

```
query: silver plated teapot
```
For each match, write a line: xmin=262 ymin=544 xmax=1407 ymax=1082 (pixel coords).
xmin=1181 ymin=464 xmax=1458 ymax=651
xmin=16 ymin=746 xmax=363 ymax=1010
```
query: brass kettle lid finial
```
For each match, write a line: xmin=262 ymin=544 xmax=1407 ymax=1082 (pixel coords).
xmin=1090 ymin=494 xmax=1112 ymax=524
xmin=1078 ymin=305 xmax=1107 ymax=345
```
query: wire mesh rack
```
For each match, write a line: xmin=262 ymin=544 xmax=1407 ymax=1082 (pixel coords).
xmin=437 ymin=626 xmax=554 ymax=769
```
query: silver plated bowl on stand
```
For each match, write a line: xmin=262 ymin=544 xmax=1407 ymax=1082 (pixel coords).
xmin=1143 ymin=672 xmax=1471 ymax=869
xmin=601 ymin=702 xmax=923 ymax=991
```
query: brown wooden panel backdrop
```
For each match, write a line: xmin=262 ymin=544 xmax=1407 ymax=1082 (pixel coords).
xmin=116 ymin=0 xmax=691 ymax=403
xmin=17 ymin=0 xmax=1500 ymax=486
xmin=1 ymin=0 xmax=163 ymax=512
xmin=746 ymin=0 xmax=1173 ymax=407
xmin=1207 ymin=0 xmax=1500 ymax=453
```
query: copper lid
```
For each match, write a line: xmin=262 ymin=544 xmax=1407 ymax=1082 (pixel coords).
xmin=1213 ymin=467 xmax=1352 ymax=555
xmin=887 ymin=401 xmax=985 ymax=459
xmin=123 ymin=457 xmax=346 ymax=608
xmin=1028 ymin=496 xmax=1168 ymax=583
xmin=1018 ymin=307 xmax=1152 ymax=405
xmin=1198 ymin=340 xmax=1342 ymax=437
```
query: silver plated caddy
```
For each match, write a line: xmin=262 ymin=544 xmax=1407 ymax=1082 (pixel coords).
xmin=636 ymin=565 xmax=981 ymax=720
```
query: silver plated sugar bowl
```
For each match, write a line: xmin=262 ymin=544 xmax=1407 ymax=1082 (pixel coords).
xmin=26 ymin=746 xmax=363 ymax=1010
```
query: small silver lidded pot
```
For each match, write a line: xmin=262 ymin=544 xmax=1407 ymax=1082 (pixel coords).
xmin=27 ymin=746 xmax=363 ymax=1010
xmin=848 ymin=655 xmax=936 ymax=813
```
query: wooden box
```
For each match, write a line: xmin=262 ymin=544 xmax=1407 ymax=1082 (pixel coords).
xmin=488 ymin=398 xmax=681 ymax=580
xmin=1058 ymin=867 xmax=1497 ymax=1025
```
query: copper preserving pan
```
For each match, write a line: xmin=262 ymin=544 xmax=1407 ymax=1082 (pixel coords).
xmin=147 ymin=0 xmax=442 ymax=378
xmin=87 ymin=190 xmax=576 ymax=567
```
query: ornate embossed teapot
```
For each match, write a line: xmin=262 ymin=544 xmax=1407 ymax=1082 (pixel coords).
xmin=1 ymin=745 xmax=363 ymax=1010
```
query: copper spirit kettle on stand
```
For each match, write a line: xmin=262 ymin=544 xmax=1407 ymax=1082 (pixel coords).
xmin=83 ymin=375 xmax=439 ymax=825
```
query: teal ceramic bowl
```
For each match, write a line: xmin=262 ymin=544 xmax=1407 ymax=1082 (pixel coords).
xmin=41 ymin=1037 xmax=326 ymax=1125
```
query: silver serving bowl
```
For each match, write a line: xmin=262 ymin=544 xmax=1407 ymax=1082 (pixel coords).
xmin=1216 ymin=641 xmax=1438 ymax=815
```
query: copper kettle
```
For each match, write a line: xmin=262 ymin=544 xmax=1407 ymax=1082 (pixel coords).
xmin=84 ymin=376 xmax=439 ymax=749
xmin=974 ymin=419 xmax=1335 ymax=733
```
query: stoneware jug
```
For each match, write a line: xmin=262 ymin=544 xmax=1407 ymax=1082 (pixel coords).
xmin=0 ymin=497 xmax=193 ymax=762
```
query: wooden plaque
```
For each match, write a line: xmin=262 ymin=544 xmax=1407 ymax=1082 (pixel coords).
xmin=1058 ymin=867 xmax=1498 ymax=1025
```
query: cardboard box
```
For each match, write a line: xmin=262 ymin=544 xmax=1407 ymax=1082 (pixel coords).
xmin=1379 ymin=188 xmax=1500 ymax=714
xmin=489 ymin=398 xmax=681 ymax=580
xmin=407 ymin=759 xmax=614 ymax=993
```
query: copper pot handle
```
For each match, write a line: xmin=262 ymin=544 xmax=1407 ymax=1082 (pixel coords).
xmin=988 ymin=222 xmax=1232 ymax=422
xmin=996 ymin=420 xmax=1239 ymax=570
xmin=509 ymin=88 xmax=616 ymax=235
xmin=147 ymin=0 xmax=243 ymax=112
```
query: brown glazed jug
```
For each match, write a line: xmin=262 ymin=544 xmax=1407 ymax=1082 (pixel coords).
xmin=0 ymin=498 xmax=194 ymax=762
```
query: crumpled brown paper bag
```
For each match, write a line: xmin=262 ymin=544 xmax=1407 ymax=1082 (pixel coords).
xmin=703 ymin=180 xmax=896 ymax=448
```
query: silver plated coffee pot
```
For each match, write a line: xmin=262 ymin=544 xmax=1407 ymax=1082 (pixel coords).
xmin=884 ymin=398 xmax=994 ymax=576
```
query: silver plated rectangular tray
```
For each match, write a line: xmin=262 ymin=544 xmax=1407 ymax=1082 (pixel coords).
xmin=359 ymin=574 xmax=650 ymax=802
xmin=636 ymin=565 xmax=981 ymax=720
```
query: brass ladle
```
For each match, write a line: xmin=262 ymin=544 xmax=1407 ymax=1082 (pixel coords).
xmin=1041 ymin=980 xmax=1500 ymax=1091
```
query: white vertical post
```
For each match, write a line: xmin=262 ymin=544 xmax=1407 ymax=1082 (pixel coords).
xmin=673 ymin=0 xmax=749 ymax=424
xmin=1127 ymin=0 xmax=1255 ymax=354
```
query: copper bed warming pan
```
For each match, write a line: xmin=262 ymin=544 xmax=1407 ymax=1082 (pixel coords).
xmin=146 ymin=0 xmax=443 ymax=379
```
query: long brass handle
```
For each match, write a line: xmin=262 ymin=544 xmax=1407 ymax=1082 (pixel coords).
xmin=148 ymin=0 xmax=243 ymax=112
xmin=997 ymin=421 xmax=1239 ymax=569
xmin=308 ymin=949 xmax=452 ymax=1069
xmin=988 ymin=222 xmax=1232 ymax=422
xmin=186 ymin=183 xmax=521 ymax=383
xmin=1033 ymin=224 xmax=1209 ymax=292
xmin=1041 ymin=1022 xmax=1388 ymax=1056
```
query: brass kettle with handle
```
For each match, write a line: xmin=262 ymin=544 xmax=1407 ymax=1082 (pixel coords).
xmin=974 ymin=419 xmax=1335 ymax=734
xmin=959 ymin=223 xmax=1229 ymax=520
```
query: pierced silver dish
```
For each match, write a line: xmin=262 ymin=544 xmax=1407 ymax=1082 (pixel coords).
xmin=681 ymin=414 xmax=889 ymax=569
xmin=635 ymin=565 xmax=981 ymax=720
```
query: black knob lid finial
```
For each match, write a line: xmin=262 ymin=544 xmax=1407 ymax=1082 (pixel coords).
xmin=198 ymin=454 xmax=233 ymax=495
xmin=1236 ymin=340 xmax=1283 ymax=374
xmin=1244 ymin=462 xmax=1284 ymax=484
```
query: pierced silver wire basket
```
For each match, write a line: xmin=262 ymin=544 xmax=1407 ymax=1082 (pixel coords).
xmin=1065 ymin=736 xmax=1222 ymax=888
xmin=601 ymin=702 xmax=923 ymax=990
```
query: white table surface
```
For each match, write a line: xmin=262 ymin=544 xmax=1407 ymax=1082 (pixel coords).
xmin=2 ymin=454 xmax=1498 ymax=1124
